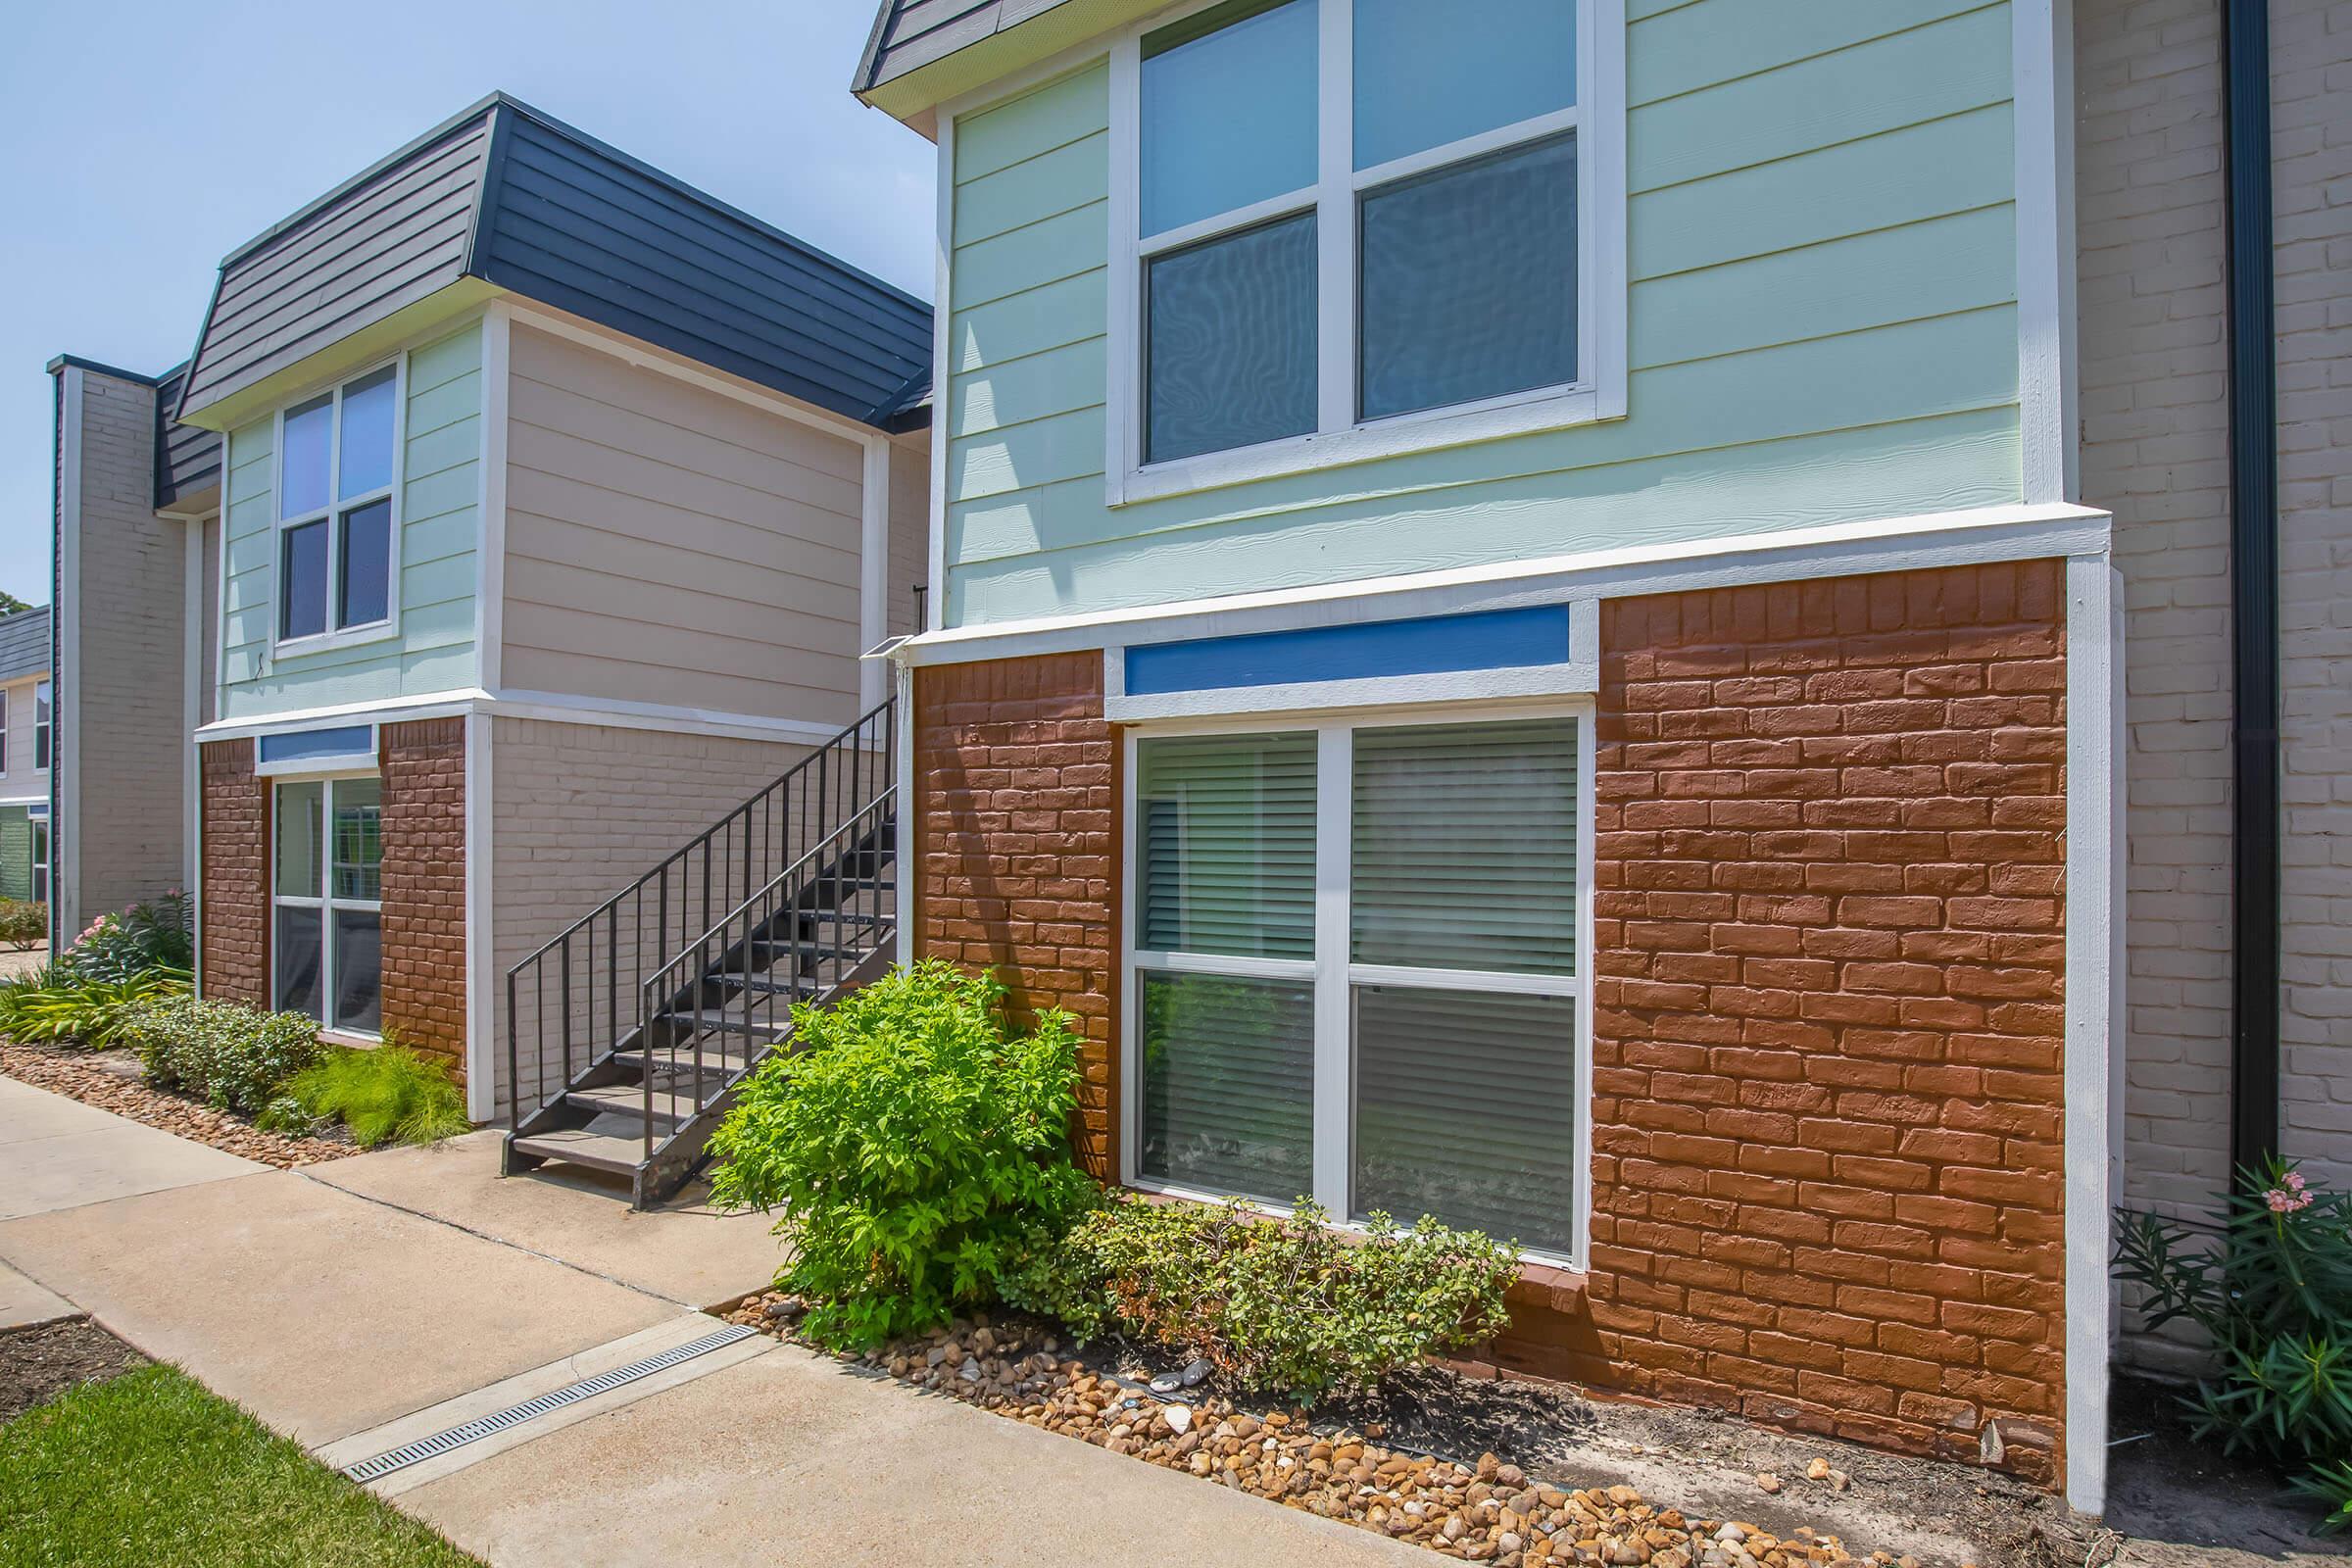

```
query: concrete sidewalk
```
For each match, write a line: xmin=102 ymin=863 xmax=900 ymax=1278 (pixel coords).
xmin=0 ymin=1073 xmax=258 ymax=1221
xmin=400 ymin=1339 xmax=1426 ymax=1568
xmin=0 ymin=1103 xmax=1420 ymax=1566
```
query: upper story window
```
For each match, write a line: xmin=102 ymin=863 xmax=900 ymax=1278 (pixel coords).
xmin=277 ymin=364 xmax=398 ymax=647
xmin=1107 ymin=0 xmax=1623 ymax=502
xmin=32 ymin=680 xmax=49 ymax=771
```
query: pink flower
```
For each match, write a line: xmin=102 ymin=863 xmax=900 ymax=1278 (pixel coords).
xmin=2286 ymin=1171 xmax=2309 ymax=1193
xmin=2265 ymin=1186 xmax=2314 ymax=1214
xmin=2268 ymin=1189 xmax=2294 ymax=1212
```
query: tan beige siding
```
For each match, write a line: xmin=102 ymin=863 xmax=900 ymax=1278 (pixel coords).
xmin=488 ymin=714 xmax=817 ymax=1114
xmin=888 ymin=433 xmax=930 ymax=637
xmin=0 ymin=676 xmax=47 ymax=805
xmin=500 ymin=323 xmax=869 ymax=727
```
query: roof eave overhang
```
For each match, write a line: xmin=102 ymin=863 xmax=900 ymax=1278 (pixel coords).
xmin=857 ymin=0 xmax=1163 ymax=131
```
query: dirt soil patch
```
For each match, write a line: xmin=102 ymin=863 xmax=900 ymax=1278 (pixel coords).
xmin=724 ymin=1295 xmax=2342 ymax=1568
xmin=0 ymin=1318 xmax=146 ymax=1423
xmin=0 ymin=1041 xmax=357 ymax=1169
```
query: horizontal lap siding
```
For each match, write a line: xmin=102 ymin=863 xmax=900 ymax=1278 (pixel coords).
xmin=218 ymin=321 xmax=481 ymax=721
xmin=498 ymin=323 xmax=866 ymax=727
xmin=940 ymin=1 xmax=2026 ymax=626
xmin=181 ymin=117 xmax=489 ymax=418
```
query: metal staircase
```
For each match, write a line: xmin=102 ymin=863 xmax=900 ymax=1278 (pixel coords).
xmin=501 ymin=698 xmax=897 ymax=1207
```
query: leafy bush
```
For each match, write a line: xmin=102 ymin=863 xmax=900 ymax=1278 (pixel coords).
xmin=280 ymin=1043 xmax=468 ymax=1148
xmin=0 ymin=899 xmax=44 ymax=949
xmin=709 ymin=961 xmax=1097 ymax=1349
xmin=255 ymin=1095 xmax=319 ymax=1139
xmin=1008 ymin=1193 xmax=1519 ymax=1400
xmin=2116 ymin=1158 xmax=2352 ymax=1525
xmin=61 ymin=891 xmax=193 ymax=982
xmin=121 ymin=995 xmax=320 ymax=1114
xmin=0 ymin=969 xmax=187 ymax=1048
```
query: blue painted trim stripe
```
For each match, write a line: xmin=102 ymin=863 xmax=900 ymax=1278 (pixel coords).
xmin=257 ymin=724 xmax=376 ymax=764
xmin=1123 ymin=605 xmax=1573 ymax=696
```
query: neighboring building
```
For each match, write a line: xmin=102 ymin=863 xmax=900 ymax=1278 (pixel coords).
xmin=46 ymin=358 xmax=221 ymax=954
xmin=858 ymin=0 xmax=2125 ymax=1514
xmin=0 ymin=607 xmax=54 ymax=906
xmin=60 ymin=94 xmax=931 ymax=1145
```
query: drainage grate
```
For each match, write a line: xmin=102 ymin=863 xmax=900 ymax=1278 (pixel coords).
xmin=341 ymin=1322 xmax=757 ymax=1484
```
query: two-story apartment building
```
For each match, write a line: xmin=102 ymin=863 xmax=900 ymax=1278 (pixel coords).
xmin=53 ymin=94 xmax=932 ymax=1139
xmin=0 ymin=607 xmax=54 ymax=907
xmin=857 ymin=0 xmax=2120 ymax=1513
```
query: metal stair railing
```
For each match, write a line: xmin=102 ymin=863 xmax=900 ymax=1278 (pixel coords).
xmin=631 ymin=787 xmax=899 ymax=1155
xmin=503 ymin=696 xmax=896 ymax=1135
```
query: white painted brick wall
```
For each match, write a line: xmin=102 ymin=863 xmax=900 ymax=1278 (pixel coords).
xmin=2271 ymin=0 xmax=2352 ymax=1182
xmin=2077 ymin=0 xmax=2238 ymax=1231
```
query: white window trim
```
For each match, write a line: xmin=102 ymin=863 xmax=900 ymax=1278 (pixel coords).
xmin=1118 ymin=697 xmax=1597 ymax=1272
xmin=253 ymin=725 xmax=380 ymax=779
xmin=270 ymin=355 xmax=407 ymax=659
xmin=31 ymin=679 xmax=49 ymax=773
xmin=0 ymin=684 xmax=9 ymax=776
xmin=28 ymin=807 xmax=50 ymax=906
xmin=1104 ymin=0 xmax=1628 ymax=509
xmin=271 ymin=771 xmax=384 ymax=1040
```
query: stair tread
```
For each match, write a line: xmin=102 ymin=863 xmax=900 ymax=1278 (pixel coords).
xmin=512 ymin=1127 xmax=651 ymax=1173
xmin=564 ymin=1085 xmax=702 ymax=1123
xmin=653 ymin=1013 xmax=788 ymax=1039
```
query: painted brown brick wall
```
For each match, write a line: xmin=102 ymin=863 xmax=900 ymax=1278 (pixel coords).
xmin=379 ymin=718 xmax=467 ymax=1077
xmin=199 ymin=738 xmax=267 ymax=1005
xmin=911 ymin=654 xmax=1118 ymax=1177
xmin=908 ymin=567 xmax=2069 ymax=1481
xmin=1504 ymin=561 xmax=2071 ymax=1480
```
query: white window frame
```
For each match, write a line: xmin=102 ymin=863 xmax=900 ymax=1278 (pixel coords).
xmin=271 ymin=771 xmax=384 ymax=1040
xmin=1104 ymin=0 xmax=1627 ymax=508
xmin=1118 ymin=697 xmax=1597 ymax=1270
xmin=27 ymin=805 xmax=48 ymax=906
xmin=31 ymin=679 xmax=49 ymax=772
xmin=0 ymin=685 xmax=9 ymax=775
xmin=270 ymin=356 xmax=406 ymax=657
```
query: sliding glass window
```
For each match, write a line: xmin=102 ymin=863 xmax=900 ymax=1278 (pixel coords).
xmin=273 ymin=776 xmax=382 ymax=1035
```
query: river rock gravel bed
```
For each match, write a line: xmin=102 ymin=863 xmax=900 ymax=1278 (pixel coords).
xmin=723 ymin=1293 xmax=1940 ymax=1568
xmin=0 ymin=1042 xmax=356 ymax=1168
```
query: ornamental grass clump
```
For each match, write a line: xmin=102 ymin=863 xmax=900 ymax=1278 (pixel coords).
xmin=708 ymin=961 xmax=1097 ymax=1350
xmin=2115 ymin=1157 xmax=2352 ymax=1529
xmin=1009 ymin=1194 xmax=1520 ymax=1401
xmin=277 ymin=1042 xmax=469 ymax=1148
xmin=0 ymin=967 xmax=186 ymax=1048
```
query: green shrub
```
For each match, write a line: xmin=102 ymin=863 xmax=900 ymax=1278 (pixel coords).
xmin=1007 ymin=1194 xmax=1520 ymax=1401
xmin=2116 ymin=1157 xmax=2352 ymax=1525
xmin=709 ymin=961 xmax=1097 ymax=1349
xmin=281 ymin=1043 xmax=468 ymax=1148
xmin=255 ymin=1096 xmax=318 ymax=1139
xmin=0 ymin=899 xmax=45 ymax=949
xmin=61 ymin=891 xmax=193 ymax=982
xmin=121 ymin=995 xmax=320 ymax=1114
xmin=0 ymin=969 xmax=187 ymax=1048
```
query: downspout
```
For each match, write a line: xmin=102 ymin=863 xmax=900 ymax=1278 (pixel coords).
xmin=2222 ymin=0 xmax=2278 ymax=1180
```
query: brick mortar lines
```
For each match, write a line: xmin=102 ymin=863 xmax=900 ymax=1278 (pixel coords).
xmin=379 ymin=718 xmax=467 ymax=1077
xmin=910 ymin=563 xmax=2069 ymax=1484
xmin=198 ymin=739 xmax=266 ymax=1005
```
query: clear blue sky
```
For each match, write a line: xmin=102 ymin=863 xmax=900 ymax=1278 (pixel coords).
xmin=0 ymin=0 xmax=937 ymax=607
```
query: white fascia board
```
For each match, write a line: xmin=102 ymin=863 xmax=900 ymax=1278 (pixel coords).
xmin=896 ymin=502 xmax=2114 ymax=670
xmin=195 ymin=687 xmax=860 ymax=751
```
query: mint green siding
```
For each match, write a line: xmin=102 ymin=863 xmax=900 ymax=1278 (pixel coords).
xmin=220 ymin=321 xmax=482 ymax=719
xmin=942 ymin=1 xmax=2024 ymax=627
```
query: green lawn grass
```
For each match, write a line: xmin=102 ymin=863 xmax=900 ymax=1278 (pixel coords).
xmin=0 ymin=1363 xmax=479 ymax=1567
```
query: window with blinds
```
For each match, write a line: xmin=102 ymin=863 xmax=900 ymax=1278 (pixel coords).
xmin=1129 ymin=711 xmax=1589 ymax=1263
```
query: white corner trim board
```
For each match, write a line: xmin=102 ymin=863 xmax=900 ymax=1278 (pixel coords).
xmin=2014 ymin=0 xmax=2080 ymax=505
xmin=55 ymin=366 xmax=84 ymax=949
xmin=2062 ymin=554 xmax=2123 ymax=1519
xmin=476 ymin=304 xmax=512 ymax=693
xmin=464 ymin=708 xmax=496 ymax=1121
xmin=894 ymin=502 xmax=2114 ymax=671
